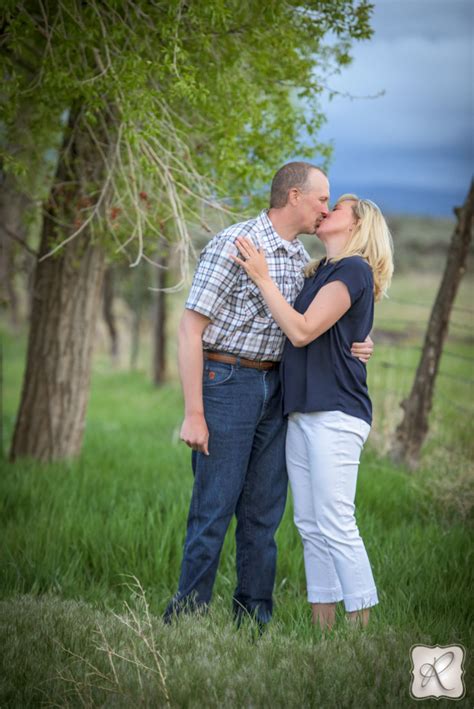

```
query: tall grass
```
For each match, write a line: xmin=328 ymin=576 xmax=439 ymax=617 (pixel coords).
xmin=1 ymin=270 xmax=473 ymax=707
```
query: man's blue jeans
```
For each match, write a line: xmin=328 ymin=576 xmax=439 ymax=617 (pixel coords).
xmin=164 ymin=358 xmax=288 ymax=624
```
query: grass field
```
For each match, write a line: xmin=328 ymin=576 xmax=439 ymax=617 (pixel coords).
xmin=1 ymin=264 xmax=473 ymax=707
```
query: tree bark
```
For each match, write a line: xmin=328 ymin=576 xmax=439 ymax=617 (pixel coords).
xmin=152 ymin=249 xmax=168 ymax=386
xmin=129 ymin=266 xmax=143 ymax=372
xmin=0 ymin=173 xmax=32 ymax=328
xmin=102 ymin=265 xmax=119 ymax=362
xmin=390 ymin=181 xmax=474 ymax=469
xmin=9 ymin=112 xmax=107 ymax=462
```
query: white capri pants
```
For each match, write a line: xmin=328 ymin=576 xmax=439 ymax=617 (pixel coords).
xmin=286 ymin=410 xmax=379 ymax=612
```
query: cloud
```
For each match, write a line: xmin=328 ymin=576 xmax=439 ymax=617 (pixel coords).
xmin=326 ymin=145 xmax=470 ymax=191
xmin=319 ymin=35 xmax=472 ymax=149
xmin=370 ymin=0 xmax=473 ymax=40
xmin=306 ymin=0 xmax=473 ymax=211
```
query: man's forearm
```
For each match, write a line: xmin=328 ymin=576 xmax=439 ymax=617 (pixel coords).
xmin=178 ymin=323 xmax=205 ymax=416
xmin=177 ymin=310 xmax=210 ymax=455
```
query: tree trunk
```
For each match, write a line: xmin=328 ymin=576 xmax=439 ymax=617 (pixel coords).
xmin=9 ymin=112 xmax=107 ymax=463
xmin=0 ymin=340 xmax=4 ymax=460
xmin=0 ymin=174 xmax=32 ymax=328
xmin=129 ymin=266 xmax=143 ymax=372
xmin=152 ymin=250 xmax=168 ymax=386
xmin=102 ymin=266 xmax=119 ymax=362
xmin=390 ymin=181 xmax=474 ymax=469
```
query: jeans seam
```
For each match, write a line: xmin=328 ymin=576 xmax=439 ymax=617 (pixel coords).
xmin=187 ymin=456 xmax=200 ymax=547
xmin=256 ymin=369 xmax=269 ymax=425
xmin=239 ymin=478 xmax=251 ymax=594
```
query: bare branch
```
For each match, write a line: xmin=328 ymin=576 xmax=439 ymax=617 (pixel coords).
xmin=1 ymin=225 xmax=38 ymax=257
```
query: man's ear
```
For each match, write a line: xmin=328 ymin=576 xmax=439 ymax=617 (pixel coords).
xmin=288 ymin=187 xmax=299 ymax=206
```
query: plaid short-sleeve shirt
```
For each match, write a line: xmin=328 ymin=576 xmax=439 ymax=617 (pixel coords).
xmin=185 ymin=210 xmax=309 ymax=361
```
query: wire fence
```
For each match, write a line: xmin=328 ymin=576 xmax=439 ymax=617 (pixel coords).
xmin=387 ymin=296 xmax=474 ymax=316
xmin=369 ymin=296 xmax=473 ymax=470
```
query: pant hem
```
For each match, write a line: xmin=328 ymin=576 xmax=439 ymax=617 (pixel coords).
xmin=343 ymin=591 xmax=379 ymax=612
xmin=307 ymin=588 xmax=344 ymax=603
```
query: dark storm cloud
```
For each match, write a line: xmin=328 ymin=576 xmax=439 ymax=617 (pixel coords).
xmin=313 ymin=0 xmax=473 ymax=214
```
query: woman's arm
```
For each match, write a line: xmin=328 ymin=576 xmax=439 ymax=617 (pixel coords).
xmin=231 ymin=237 xmax=351 ymax=348
xmin=252 ymin=276 xmax=350 ymax=347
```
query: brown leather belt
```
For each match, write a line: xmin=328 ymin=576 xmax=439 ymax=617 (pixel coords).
xmin=204 ymin=351 xmax=278 ymax=371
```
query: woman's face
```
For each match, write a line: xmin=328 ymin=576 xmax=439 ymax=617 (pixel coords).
xmin=316 ymin=200 xmax=358 ymax=238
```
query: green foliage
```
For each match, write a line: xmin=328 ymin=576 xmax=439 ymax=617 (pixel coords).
xmin=1 ymin=0 xmax=373 ymax=265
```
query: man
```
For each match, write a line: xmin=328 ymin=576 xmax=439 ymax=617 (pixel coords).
xmin=164 ymin=162 xmax=373 ymax=626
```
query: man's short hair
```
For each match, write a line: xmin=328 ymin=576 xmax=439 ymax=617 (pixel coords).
xmin=270 ymin=162 xmax=325 ymax=208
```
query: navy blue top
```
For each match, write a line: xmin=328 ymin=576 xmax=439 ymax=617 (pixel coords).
xmin=281 ymin=255 xmax=374 ymax=424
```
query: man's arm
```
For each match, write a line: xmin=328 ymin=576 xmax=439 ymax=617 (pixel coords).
xmin=178 ymin=309 xmax=211 ymax=456
xmin=351 ymin=336 xmax=373 ymax=363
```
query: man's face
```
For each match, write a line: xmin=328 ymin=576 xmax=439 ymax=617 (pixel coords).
xmin=292 ymin=170 xmax=330 ymax=234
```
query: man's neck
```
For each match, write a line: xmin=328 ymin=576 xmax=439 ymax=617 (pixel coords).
xmin=267 ymin=208 xmax=300 ymax=242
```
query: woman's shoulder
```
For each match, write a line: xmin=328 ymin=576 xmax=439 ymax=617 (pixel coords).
xmin=328 ymin=257 xmax=374 ymax=303
xmin=338 ymin=254 xmax=371 ymax=269
xmin=335 ymin=255 xmax=373 ymax=281
xmin=306 ymin=255 xmax=373 ymax=288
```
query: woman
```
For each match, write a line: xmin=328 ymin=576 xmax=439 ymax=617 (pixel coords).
xmin=231 ymin=194 xmax=394 ymax=630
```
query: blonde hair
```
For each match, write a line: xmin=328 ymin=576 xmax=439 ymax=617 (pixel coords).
xmin=305 ymin=193 xmax=394 ymax=301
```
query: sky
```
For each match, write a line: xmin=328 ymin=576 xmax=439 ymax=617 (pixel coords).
xmin=312 ymin=0 xmax=473 ymax=217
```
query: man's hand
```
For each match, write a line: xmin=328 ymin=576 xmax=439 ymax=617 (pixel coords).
xmin=180 ymin=412 xmax=210 ymax=456
xmin=351 ymin=334 xmax=374 ymax=364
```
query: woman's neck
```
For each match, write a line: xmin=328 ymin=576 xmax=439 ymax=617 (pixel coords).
xmin=324 ymin=233 xmax=350 ymax=259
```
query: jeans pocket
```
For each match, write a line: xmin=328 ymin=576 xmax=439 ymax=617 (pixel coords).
xmin=203 ymin=361 xmax=234 ymax=387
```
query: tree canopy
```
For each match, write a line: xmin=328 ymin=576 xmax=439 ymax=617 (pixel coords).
xmin=1 ymin=0 xmax=373 ymax=284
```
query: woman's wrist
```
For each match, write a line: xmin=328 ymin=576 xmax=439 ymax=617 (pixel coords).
xmin=255 ymin=274 xmax=272 ymax=289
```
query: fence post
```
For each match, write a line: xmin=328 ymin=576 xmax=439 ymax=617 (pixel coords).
xmin=390 ymin=181 xmax=474 ymax=470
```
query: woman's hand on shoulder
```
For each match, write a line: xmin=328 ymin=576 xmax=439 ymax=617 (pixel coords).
xmin=229 ymin=237 xmax=270 ymax=285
